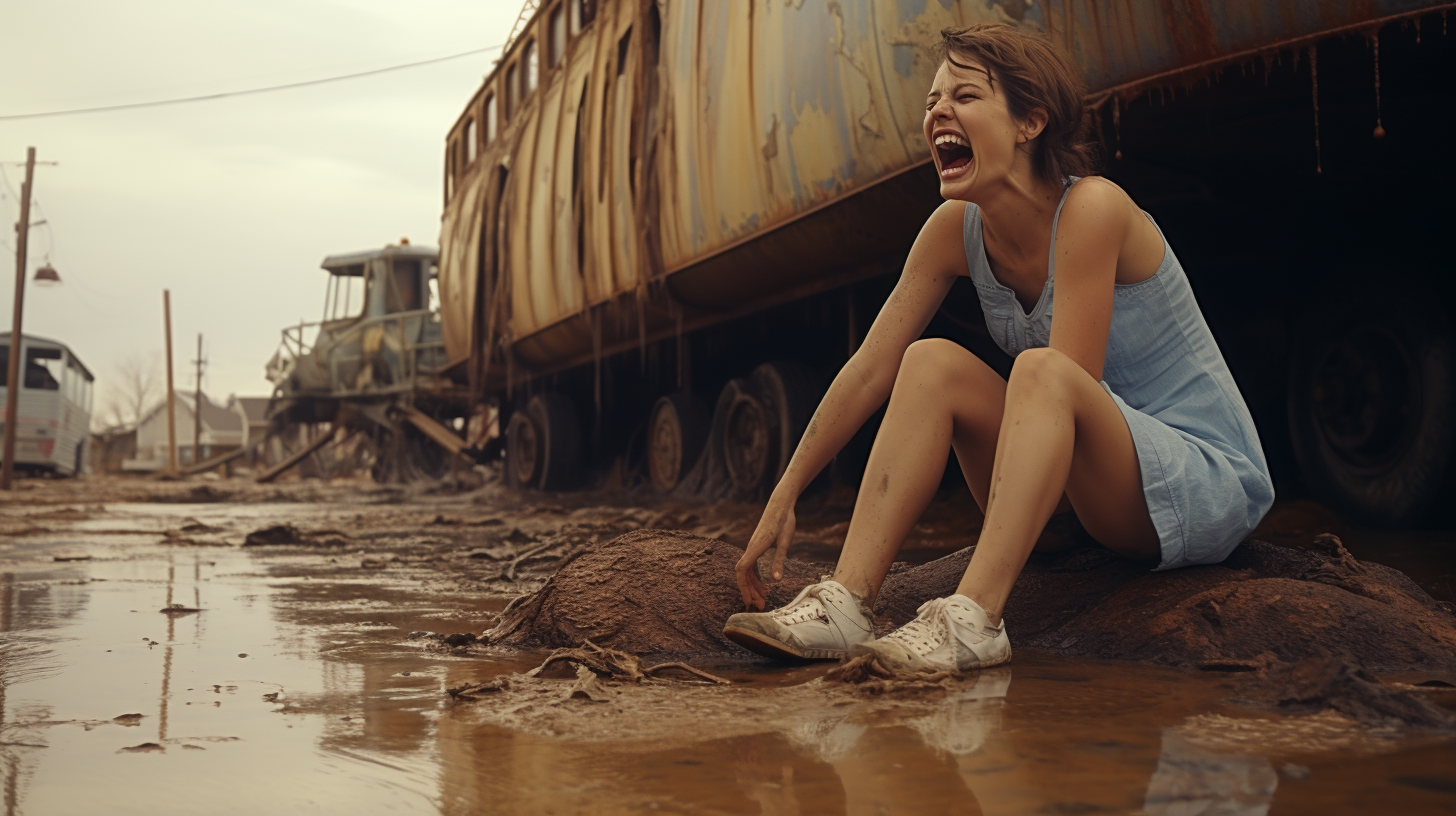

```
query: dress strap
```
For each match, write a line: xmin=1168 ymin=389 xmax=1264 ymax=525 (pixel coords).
xmin=1047 ymin=176 xmax=1081 ymax=281
xmin=961 ymin=201 xmax=988 ymax=284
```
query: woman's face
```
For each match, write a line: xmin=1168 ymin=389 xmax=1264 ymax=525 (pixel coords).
xmin=923 ymin=55 xmax=1025 ymax=201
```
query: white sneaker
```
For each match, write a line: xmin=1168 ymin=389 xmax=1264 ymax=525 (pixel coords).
xmin=851 ymin=594 xmax=1010 ymax=673
xmin=723 ymin=580 xmax=874 ymax=660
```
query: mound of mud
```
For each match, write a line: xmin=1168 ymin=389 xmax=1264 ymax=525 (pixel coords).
xmin=487 ymin=530 xmax=1456 ymax=673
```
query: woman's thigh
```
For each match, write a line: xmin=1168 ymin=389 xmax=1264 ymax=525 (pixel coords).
xmin=1036 ymin=358 xmax=1159 ymax=559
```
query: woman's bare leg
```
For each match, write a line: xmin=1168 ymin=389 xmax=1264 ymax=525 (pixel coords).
xmin=956 ymin=347 xmax=1159 ymax=623
xmin=831 ymin=339 xmax=1006 ymax=600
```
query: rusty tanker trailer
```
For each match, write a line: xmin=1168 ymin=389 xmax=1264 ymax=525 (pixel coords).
xmin=438 ymin=0 xmax=1456 ymax=525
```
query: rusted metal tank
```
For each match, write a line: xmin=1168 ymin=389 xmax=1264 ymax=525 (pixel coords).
xmin=439 ymin=0 xmax=1456 ymax=518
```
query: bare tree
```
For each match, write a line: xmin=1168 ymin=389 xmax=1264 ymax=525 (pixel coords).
xmin=95 ymin=353 xmax=163 ymax=432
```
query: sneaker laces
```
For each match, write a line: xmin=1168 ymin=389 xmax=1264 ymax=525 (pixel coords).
xmin=770 ymin=584 xmax=834 ymax=626
xmin=884 ymin=597 xmax=957 ymax=654
xmin=888 ymin=597 xmax=995 ymax=655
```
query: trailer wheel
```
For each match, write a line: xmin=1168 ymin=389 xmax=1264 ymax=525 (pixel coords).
xmin=527 ymin=393 xmax=581 ymax=490
xmin=505 ymin=409 xmax=540 ymax=488
xmin=647 ymin=393 xmax=709 ymax=493
xmin=722 ymin=382 xmax=771 ymax=495
xmin=1288 ymin=292 xmax=1455 ymax=526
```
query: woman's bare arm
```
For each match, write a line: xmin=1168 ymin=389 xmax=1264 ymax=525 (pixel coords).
xmin=1047 ymin=178 xmax=1130 ymax=379
xmin=735 ymin=200 xmax=971 ymax=608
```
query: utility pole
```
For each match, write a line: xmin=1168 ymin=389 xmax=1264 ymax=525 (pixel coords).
xmin=192 ymin=333 xmax=205 ymax=463
xmin=1 ymin=148 xmax=37 ymax=491
xmin=163 ymin=290 xmax=178 ymax=475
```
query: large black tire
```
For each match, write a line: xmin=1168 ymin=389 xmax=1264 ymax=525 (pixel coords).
xmin=526 ymin=393 xmax=582 ymax=491
xmin=1287 ymin=290 xmax=1456 ymax=526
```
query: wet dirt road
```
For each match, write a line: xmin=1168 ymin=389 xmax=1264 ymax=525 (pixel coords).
xmin=1 ymin=477 xmax=1453 ymax=815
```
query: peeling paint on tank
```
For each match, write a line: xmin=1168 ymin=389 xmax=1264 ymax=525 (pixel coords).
xmin=893 ymin=43 xmax=916 ymax=77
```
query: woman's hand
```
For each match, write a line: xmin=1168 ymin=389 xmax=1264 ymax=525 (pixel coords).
xmin=735 ymin=493 xmax=797 ymax=610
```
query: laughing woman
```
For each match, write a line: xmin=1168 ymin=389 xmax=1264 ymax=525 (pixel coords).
xmin=722 ymin=23 xmax=1274 ymax=673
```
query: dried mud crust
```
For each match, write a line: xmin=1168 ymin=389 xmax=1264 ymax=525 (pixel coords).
xmin=489 ymin=530 xmax=1456 ymax=674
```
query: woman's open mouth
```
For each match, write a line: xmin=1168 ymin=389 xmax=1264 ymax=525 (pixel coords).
xmin=934 ymin=133 xmax=973 ymax=178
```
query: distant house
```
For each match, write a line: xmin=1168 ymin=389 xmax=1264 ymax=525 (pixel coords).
xmin=228 ymin=396 xmax=271 ymax=450
xmin=89 ymin=423 xmax=137 ymax=475
xmin=125 ymin=393 xmax=245 ymax=471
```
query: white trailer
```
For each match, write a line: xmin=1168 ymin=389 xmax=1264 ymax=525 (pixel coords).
xmin=0 ymin=333 xmax=94 ymax=476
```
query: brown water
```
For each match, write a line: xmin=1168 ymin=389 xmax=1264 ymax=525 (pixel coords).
xmin=1 ymin=493 xmax=1454 ymax=815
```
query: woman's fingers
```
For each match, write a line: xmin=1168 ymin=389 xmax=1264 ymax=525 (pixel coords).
xmin=770 ymin=511 xmax=796 ymax=581
xmin=736 ymin=556 xmax=766 ymax=610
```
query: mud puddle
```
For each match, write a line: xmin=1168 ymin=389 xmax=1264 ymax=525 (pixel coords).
xmin=0 ymin=483 xmax=1452 ymax=814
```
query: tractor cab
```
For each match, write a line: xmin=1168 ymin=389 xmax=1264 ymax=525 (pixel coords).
xmin=266 ymin=241 xmax=450 ymax=422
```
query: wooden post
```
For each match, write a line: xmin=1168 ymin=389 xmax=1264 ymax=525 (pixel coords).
xmin=1 ymin=148 xmax=37 ymax=491
xmin=192 ymin=333 xmax=203 ymax=465
xmin=163 ymin=290 xmax=178 ymax=475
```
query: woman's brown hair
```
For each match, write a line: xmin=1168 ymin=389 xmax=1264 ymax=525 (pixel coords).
xmin=936 ymin=24 xmax=1098 ymax=185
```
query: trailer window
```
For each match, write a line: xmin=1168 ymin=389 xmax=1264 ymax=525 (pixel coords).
xmin=505 ymin=65 xmax=517 ymax=118
xmin=570 ymin=0 xmax=595 ymax=34
xmin=548 ymin=5 xmax=565 ymax=68
xmin=523 ymin=40 xmax=538 ymax=97
xmin=25 ymin=347 xmax=62 ymax=391
xmin=0 ymin=346 xmax=6 ymax=386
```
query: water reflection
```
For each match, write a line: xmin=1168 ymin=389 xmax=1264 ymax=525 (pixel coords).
xmin=1145 ymin=730 xmax=1277 ymax=816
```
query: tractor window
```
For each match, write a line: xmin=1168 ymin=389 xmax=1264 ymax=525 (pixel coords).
xmin=0 ymin=346 xmax=6 ymax=387
xmin=328 ymin=269 xmax=365 ymax=321
xmin=465 ymin=118 xmax=477 ymax=163
xmin=25 ymin=347 xmax=62 ymax=390
xmin=484 ymin=94 xmax=497 ymax=144
xmin=388 ymin=260 xmax=422 ymax=313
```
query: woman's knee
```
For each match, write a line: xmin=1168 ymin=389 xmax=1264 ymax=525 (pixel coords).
xmin=1007 ymin=347 xmax=1081 ymax=395
xmin=900 ymin=338 xmax=999 ymax=384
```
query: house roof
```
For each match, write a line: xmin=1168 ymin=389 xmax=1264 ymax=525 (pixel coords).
xmin=229 ymin=396 xmax=271 ymax=424
xmin=139 ymin=392 xmax=243 ymax=432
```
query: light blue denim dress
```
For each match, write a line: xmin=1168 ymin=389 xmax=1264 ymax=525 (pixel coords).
xmin=962 ymin=178 xmax=1275 ymax=569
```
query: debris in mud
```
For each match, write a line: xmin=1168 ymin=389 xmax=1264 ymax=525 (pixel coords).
xmin=160 ymin=604 xmax=201 ymax=616
xmin=179 ymin=519 xmax=223 ymax=534
xmin=148 ymin=485 xmax=233 ymax=504
xmin=1239 ymin=657 xmax=1456 ymax=730
xmin=117 ymin=742 xmax=165 ymax=753
xmin=409 ymin=630 xmax=486 ymax=656
xmin=448 ymin=640 xmax=729 ymax=704
xmin=112 ymin=714 xmax=143 ymax=726
xmin=243 ymin=524 xmax=305 ymax=546
xmin=52 ymin=554 xmax=92 ymax=562
xmin=489 ymin=530 xmax=1456 ymax=681
xmin=242 ymin=523 xmax=348 ymax=548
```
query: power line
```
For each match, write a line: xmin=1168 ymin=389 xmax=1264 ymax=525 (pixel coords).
xmin=0 ymin=44 xmax=503 ymax=121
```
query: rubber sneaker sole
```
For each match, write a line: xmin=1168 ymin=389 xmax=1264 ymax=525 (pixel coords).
xmin=722 ymin=625 xmax=846 ymax=661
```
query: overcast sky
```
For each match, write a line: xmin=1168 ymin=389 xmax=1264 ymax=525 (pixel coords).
xmin=0 ymin=0 xmax=522 ymax=424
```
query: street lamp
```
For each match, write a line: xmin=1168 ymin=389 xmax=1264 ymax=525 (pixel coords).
xmin=33 ymin=264 xmax=61 ymax=287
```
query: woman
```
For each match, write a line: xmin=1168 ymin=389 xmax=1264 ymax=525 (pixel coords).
xmin=722 ymin=23 xmax=1274 ymax=673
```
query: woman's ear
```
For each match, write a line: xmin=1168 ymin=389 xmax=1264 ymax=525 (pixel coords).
xmin=1017 ymin=109 xmax=1049 ymax=144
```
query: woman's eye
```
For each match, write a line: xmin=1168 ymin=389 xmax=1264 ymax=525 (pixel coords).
xmin=958 ymin=95 xmax=976 ymax=102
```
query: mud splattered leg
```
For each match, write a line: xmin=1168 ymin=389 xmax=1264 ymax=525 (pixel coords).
xmin=831 ymin=339 xmax=1006 ymax=600
xmin=956 ymin=347 xmax=1157 ymax=624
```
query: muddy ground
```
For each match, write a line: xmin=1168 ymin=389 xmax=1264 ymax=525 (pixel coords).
xmin=1 ymin=473 xmax=1454 ymax=814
